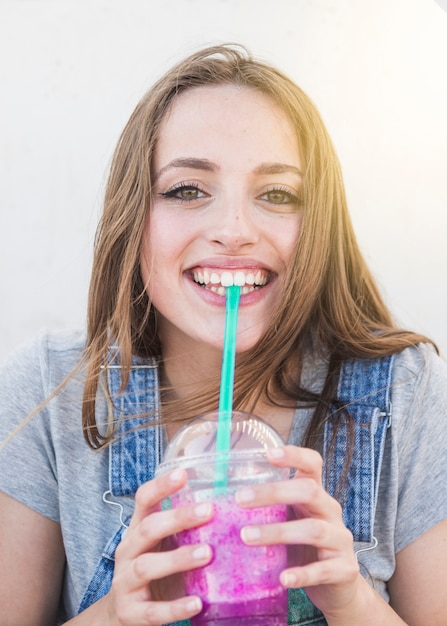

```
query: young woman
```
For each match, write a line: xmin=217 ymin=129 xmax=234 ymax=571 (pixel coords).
xmin=1 ymin=44 xmax=446 ymax=626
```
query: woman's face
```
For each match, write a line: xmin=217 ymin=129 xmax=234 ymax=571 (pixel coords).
xmin=141 ymin=85 xmax=303 ymax=358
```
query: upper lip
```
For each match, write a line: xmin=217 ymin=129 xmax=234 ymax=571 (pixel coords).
xmin=186 ymin=257 xmax=274 ymax=272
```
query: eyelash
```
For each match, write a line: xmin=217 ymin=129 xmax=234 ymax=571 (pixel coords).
xmin=159 ymin=182 xmax=302 ymax=207
xmin=159 ymin=182 xmax=207 ymax=203
xmin=261 ymin=185 xmax=302 ymax=206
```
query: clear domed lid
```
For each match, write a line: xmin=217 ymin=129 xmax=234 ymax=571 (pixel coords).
xmin=162 ymin=410 xmax=284 ymax=462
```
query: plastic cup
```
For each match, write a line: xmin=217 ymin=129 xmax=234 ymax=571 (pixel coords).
xmin=156 ymin=411 xmax=289 ymax=626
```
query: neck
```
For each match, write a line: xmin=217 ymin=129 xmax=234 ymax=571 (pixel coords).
xmin=160 ymin=338 xmax=223 ymax=401
xmin=159 ymin=337 xmax=297 ymax=444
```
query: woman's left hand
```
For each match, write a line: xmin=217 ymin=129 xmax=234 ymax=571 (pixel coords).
xmin=236 ymin=445 xmax=361 ymax=619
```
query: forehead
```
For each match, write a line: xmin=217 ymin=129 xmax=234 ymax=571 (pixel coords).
xmin=154 ymin=84 xmax=299 ymax=166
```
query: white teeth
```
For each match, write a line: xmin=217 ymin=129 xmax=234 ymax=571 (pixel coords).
xmin=233 ymin=271 xmax=246 ymax=287
xmin=193 ymin=268 xmax=269 ymax=290
xmin=220 ymin=271 xmax=234 ymax=287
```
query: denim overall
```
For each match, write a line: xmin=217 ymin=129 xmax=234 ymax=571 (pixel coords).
xmin=78 ymin=354 xmax=393 ymax=625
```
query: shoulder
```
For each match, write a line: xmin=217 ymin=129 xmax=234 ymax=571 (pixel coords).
xmin=392 ymin=342 xmax=447 ymax=404
xmin=393 ymin=341 xmax=445 ymax=376
xmin=0 ymin=329 xmax=87 ymax=400
xmin=379 ymin=344 xmax=447 ymax=552
xmin=1 ymin=328 xmax=86 ymax=366
xmin=388 ymin=343 xmax=447 ymax=448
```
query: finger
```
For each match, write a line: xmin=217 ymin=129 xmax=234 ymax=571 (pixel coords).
xmin=280 ymin=555 xmax=359 ymax=589
xmin=130 ymin=469 xmax=188 ymax=527
xmin=125 ymin=544 xmax=213 ymax=590
xmin=115 ymin=594 xmax=203 ymax=626
xmin=235 ymin=476 xmax=342 ymax=521
xmin=119 ymin=500 xmax=214 ymax=560
xmin=267 ymin=446 xmax=324 ymax=481
xmin=241 ymin=517 xmax=353 ymax=553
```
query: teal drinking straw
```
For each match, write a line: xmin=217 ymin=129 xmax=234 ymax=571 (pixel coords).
xmin=214 ymin=284 xmax=241 ymax=489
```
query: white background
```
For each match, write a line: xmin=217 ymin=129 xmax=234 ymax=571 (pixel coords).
xmin=1 ymin=0 xmax=446 ymax=363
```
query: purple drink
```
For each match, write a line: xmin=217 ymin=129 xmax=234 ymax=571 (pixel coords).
xmin=174 ymin=489 xmax=287 ymax=625
xmin=156 ymin=412 xmax=290 ymax=625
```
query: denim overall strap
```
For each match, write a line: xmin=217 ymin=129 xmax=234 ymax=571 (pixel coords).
xmin=107 ymin=359 xmax=163 ymax=497
xmin=78 ymin=356 xmax=166 ymax=615
xmin=287 ymin=354 xmax=394 ymax=626
xmin=323 ymin=354 xmax=394 ymax=543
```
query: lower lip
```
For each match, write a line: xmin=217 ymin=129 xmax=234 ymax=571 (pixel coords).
xmin=187 ymin=276 xmax=273 ymax=306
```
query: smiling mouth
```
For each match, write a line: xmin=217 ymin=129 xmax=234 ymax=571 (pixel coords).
xmin=191 ymin=269 xmax=270 ymax=296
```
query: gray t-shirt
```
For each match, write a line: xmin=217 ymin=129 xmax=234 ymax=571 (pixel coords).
xmin=1 ymin=330 xmax=447 ymax=621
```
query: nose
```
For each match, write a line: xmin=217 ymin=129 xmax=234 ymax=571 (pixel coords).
xmin=208 ymin=198 xmax=258 ymax=251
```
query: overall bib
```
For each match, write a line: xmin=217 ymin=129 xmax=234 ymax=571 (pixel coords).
xmin=78 ymin=354 xmax=393 ymax=625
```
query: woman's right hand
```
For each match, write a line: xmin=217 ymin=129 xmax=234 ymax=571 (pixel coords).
xmin=105 ymin=468 xmax=213 ymax=626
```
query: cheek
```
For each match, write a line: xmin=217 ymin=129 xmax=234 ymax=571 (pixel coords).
xmin=140 ymin=211 xmax=196 ymax=284
xmin=274 ymin=215 xmax=302 ymax=263
xmin=140 ymin=213 xmax=173 ymax=271
xmin=139 ymin=221 xmax=166 ymax=291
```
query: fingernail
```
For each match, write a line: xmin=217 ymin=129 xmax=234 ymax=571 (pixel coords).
xmin=169 ymin=468 xmax=184 ymax=484
xmin=268 ymin=447 xmax=285 ymax=459
xmin=235 ymin=488 xmax=255 ymax=504
xmin=186 ymin=596 xmax=202 ymax=613
xmin=281 ymin=572 xmax=297 ymax=587
xmin=192 ymin=545 xmax=212 ymax=560
xmin=241 ymin=526 xmax=261 ymax=542
xmin=194 ymin=502 xmax=212 ymax=518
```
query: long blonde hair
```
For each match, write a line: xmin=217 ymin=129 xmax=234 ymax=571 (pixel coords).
xmin=83 ymin=44 xmax=432 ymax=448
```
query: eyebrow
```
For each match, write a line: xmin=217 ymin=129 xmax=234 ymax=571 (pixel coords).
xmin=153 ymin=158 xmax=302 ymax=181
xmin=153 ymin=158 xmax=216 ymax=182
xmin=253 ymin=162 xmax=302 ymax=177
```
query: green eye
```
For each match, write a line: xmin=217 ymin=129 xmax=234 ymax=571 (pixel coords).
xmin=266 ymin=190 xmax=290 ymax=204
xmin=178 ymin=187 xmax=200 ymax=200
xmin=261 ymin=187 xmax=302 ymax=207
xmin=160 ymin=183 xmax=208 ymax=202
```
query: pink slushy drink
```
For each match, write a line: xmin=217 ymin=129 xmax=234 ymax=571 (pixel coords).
xmin=174 ymin=486 xmax=287 ymax=625
xmin=156 ymin=412 xmax=289 ymax=626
